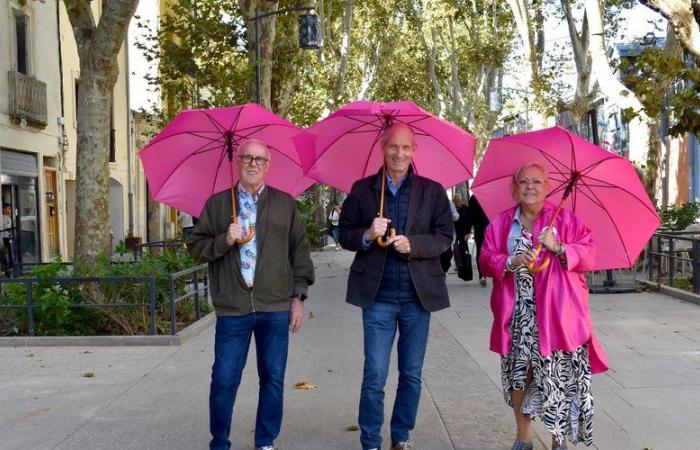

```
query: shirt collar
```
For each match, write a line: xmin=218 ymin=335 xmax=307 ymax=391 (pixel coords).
xmin=238 ymin=183 xmax=265 ymax=201
xmin=512 ymin=205 xmax=522 ymax=225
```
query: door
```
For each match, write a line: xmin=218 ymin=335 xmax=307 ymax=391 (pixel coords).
xmin=1 ymin=175 xmax=40 ymax=265
xmin=44 ymin=170 xmax=59 ymax=258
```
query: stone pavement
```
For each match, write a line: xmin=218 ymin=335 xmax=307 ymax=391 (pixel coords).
xmin=1 ymin=250 xmax=700 ymax=450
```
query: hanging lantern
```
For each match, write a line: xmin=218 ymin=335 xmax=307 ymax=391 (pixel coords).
xmin=298 ymin=14 xmax=321 ymax=49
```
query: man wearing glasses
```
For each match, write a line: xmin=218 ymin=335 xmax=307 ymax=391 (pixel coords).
xmin=189 ymin=139 xmax=315 ymax=450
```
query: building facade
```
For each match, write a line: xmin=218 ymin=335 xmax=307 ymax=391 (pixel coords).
xmin=0 ymin=0 xmax=157 ymax=265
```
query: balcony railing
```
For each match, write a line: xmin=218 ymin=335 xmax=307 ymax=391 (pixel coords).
xmin=8 ymin=70 xmax=47 ymax=128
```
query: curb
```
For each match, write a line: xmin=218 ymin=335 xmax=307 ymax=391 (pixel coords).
xmin=0 ymin=312 xmax=215 ymax=347
xmin=635 ymin=278 xmax=700 ymax=306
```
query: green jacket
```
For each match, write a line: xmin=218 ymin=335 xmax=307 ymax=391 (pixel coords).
xmin=188 ymin=186 xmax=315 ymax=316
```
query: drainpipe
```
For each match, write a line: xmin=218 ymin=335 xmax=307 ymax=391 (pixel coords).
xmin=125 ymin=34 xmax=134 ymax=237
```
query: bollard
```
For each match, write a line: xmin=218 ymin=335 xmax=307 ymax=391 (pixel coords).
xmin=693 ymin=238 xmax=700 ymax=294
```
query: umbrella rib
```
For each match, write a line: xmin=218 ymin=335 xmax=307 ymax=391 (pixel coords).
xmin=305 ymin=119 xmax=384 ymax=175
xmin=142 ymin=130 xmax=224 ymax=149
xmin=210 ymin=144 xmax=229 ymax=199
xmin=151 ymin=138 xmax=224 ymax=199
xmin=574 ymin=184 xmax=633 ymax=267
xmin=579 ymin=174 xmax=659 ymax=217
xmin=400 ymin=121 xmax=474 ymax=178
xmin=232 ymin=122 xmax=300 ymax=135
xmin=501 ymin=139 xmax=571 ymax=176
xmin=563 ymin=128 xmax=578 ymax=173
xmin=226 ymin=106 xmax=245 ymax=135
xmin=201 ymin=110 xmax=229 ymax=135
xmin=578 ymin=156 xmax=620 ymax=177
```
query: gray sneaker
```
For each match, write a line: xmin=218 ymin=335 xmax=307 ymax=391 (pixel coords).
xmin=511 ymin=442 xmax=533 ymax=450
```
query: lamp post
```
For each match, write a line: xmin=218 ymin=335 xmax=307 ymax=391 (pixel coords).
xmin=250 ymin=6 xmax=321 ymax=104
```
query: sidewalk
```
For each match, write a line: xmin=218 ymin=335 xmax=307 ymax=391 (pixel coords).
xmin=1 ymin=250 xmax=700 ymax=449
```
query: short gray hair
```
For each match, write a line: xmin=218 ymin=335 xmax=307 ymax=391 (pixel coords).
xmin=238 ymin=138 xmax=271 ymax=160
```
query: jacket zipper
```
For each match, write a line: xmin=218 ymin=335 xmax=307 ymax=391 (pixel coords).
xmin=249 ymin=288 xmax=256 ymax=313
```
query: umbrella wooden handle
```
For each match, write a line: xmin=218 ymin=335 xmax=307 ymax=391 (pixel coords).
xmin=236 ymin=226 xmax=256 ymax=244
xmin=230 ymin=215 xmax=256 ymax=245
xmin=376 ymin=228 xmax=396 ymax=248
xmin=527 ymin=243 xmax=551 ymax=274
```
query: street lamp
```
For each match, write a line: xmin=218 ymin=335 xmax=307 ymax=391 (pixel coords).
xmin=250 ymin=6 xmax=321 ymax=104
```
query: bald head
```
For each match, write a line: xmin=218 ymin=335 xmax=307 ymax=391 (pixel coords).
xmin=380 ymin=123 xmax=416 ymax=147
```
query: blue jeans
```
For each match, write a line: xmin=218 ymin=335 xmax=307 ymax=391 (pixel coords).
xmin=359 ymin=301 xmax=431 ymax=449
xmin=331 ymin=226 xmax=340 ymax=244
xmin=209 ymin=312 xmax=290 ymax=450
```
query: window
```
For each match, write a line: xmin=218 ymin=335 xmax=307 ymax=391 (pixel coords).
xmin=14 ymin=12 xmax=29 ymax=74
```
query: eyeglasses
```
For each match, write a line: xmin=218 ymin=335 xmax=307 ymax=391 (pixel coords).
xmin=238 ymin=155 xmax=269 ymax=166
xmin=515 ymin=178 xmax=545 ymax=188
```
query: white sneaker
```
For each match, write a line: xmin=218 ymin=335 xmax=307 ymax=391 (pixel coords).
xmin=256 ymin=446 xmax=277 ymax=450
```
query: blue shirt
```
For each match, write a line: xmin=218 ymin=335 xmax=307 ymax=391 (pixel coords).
xmin=237 ymin=184 xmax=265 ymax=287
xmin=508 ymin=206 xmax=523 ymax=255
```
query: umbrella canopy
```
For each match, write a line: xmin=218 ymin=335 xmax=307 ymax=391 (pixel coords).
xmin=294 ymin=101 xmax=476 ymax=193
xmin=139 ymin=104 xmax=314 ymax=218
xmin=472 ymin=126 xmax=660 ymax=270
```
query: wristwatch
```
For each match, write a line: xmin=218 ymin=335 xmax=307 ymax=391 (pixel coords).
xmin=555 ymin=243 xmax=566 ymax=257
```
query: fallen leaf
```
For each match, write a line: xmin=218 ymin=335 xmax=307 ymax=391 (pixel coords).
xmin=83 ymin=372 xmax=95 ymax=378
xmin=309 ymin=311 xmax=315 ymax=319
xmin=345 ymin=425 xmax=359 ymax=431
xmin=294 ymin=381 xmax=317 ymax=390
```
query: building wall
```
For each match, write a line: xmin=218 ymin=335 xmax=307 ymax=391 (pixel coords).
xmin=0 ymin=0 xmax=63 ymax=263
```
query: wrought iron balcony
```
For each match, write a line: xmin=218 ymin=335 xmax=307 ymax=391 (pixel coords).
xmin=7 ymin=70 xmax=47 ymax=128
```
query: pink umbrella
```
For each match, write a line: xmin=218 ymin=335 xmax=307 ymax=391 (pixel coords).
xmin=294 ymin=101 xmax=476 ymax=193
xmin=471 ymin=126 xmax=661 ymax=270
xmin=139 ymin=104 xmax=314 ymax=219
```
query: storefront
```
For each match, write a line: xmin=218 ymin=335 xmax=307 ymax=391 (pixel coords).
xmin=1 ymin=149 xmax=41 ymax=266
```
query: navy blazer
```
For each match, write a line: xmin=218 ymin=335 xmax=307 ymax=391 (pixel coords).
xmin=339 ymin=170 xmax=454 ymax=312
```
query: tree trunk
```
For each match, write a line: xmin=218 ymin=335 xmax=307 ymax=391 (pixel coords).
xmin=321 ymin=0 xmax=355 ymax=117
xmin=640 ymin=0 xmax=700 ymax=57
xmin=64 ymin=0 xmax=139 ymax=265
xmin=586 ymin=0 xmax=652 ymax=164
xmin=506 ymin=0 xmax=546 ymax=127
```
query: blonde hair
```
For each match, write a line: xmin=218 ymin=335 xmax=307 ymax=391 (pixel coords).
xmin=512 ymin=162 xmax=548 ymax=183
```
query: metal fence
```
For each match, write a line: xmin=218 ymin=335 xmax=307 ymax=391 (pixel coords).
xmin=644 ymin=231 xmax=700 ymax=293
xmin=167 ymin=264 xmax=208 ymax=335
xmin=0 ymin=264 xmax=209 ymax=337
xmin=133 ymin=240 xmax=184 ymax=260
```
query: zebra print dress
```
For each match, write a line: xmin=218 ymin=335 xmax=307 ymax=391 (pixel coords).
xmin=500 ymin=225 xmax=594 ymax=446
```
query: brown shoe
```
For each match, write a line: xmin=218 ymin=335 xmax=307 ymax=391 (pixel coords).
xmin=391 ymin=441 xmax=414 ymax=450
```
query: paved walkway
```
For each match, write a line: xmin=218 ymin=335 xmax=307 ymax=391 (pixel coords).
xmin=2 ymin=250 xmax=700 ymax=449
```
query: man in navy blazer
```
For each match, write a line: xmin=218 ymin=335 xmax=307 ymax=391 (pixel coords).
xmin=339 ymin=123 xmax=453 ymax=450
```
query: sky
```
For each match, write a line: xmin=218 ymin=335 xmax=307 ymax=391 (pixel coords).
xmin=127 ymin=1 xmax=666 ymax=113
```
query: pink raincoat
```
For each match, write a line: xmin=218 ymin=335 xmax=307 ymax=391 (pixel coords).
xmin=479 ymin=201 xmax=609 ymax=374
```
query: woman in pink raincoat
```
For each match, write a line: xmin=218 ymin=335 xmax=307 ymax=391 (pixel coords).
xmin=479 ymin=162 xmax=608 ymax=450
